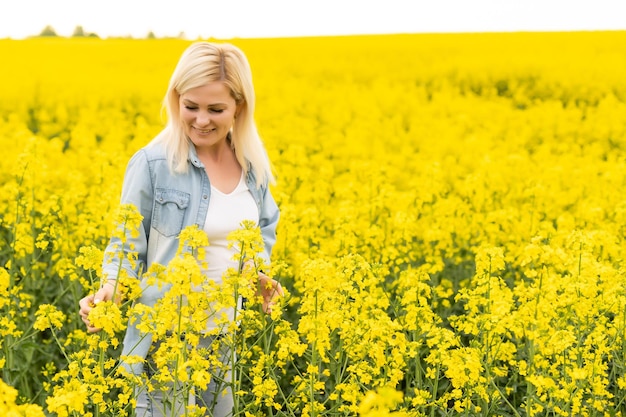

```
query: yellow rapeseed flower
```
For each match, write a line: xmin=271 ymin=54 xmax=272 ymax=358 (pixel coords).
xmin=0 ymin=379 xmax=46 ymax=417
xmin=33 ymin=304 xmax=66 ymax=331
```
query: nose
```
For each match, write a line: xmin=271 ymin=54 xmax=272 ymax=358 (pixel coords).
xmin=195 ymin=110 xmax=211 ymax=127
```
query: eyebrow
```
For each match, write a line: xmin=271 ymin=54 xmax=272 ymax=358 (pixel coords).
xmin=182 ymin=98 xmax=228 ymax=107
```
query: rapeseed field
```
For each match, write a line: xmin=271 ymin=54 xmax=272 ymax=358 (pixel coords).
xmin=1 ymin=31 xmax=626 ymax=416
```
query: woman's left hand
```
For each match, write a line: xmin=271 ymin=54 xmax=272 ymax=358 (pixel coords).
xmin=257 ymin=272 xmax=284 ymax=314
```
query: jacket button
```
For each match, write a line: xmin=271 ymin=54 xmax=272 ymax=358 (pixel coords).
xmin=203 ymin=195 xmax=208 ymax=199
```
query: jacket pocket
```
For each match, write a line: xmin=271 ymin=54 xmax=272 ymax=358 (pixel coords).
xmin=152 ymin=188 xmax=190 ymax=237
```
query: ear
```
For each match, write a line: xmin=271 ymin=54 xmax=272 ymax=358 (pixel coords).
xmin=235 ymin=101 xmax=245 ymax=118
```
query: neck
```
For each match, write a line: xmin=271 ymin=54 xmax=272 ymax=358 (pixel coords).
xmin=196 ymin=140 xmax=233 ymax=163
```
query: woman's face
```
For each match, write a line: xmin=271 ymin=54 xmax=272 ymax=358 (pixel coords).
xmin=179 ymin=81 xmax=238 ymax=150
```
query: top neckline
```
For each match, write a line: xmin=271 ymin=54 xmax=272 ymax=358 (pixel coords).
xmin=210 ymin=171 xmax=246 ymax=196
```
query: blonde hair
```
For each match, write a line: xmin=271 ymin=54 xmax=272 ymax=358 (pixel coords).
xmin=154 ymin=42 xmax=274 ymax=187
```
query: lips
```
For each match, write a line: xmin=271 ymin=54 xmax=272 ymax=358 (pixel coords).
xmin=193 ymin=127 xmax=215 ymax=134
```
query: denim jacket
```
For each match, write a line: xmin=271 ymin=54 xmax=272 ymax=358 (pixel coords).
xmin=103 ymin=139 xmax=279 ymax=371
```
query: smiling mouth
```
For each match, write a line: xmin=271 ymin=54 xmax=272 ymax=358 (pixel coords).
xmin=193 ymin=127 xmax=215 ymax=134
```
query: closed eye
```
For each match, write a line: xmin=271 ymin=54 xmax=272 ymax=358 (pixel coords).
xmin=184 ymin=106 xmax=224 ymax=114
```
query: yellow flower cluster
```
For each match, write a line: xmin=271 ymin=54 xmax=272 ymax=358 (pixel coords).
xmin=2 ymin=31 xmax=626 ymax=416
xmin=0 ymin=379 xmax=45 ymax=417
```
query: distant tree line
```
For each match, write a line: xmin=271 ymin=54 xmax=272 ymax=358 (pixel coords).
xmin=37 ymin=25 xmax=186 ymax=39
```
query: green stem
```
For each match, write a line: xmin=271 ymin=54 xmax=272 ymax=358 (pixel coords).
xmin=177 ymin=291 xmax=189 ymax=417
xmin=310 ymin=290 xmax=319 ymax=417
xmin=429 ymin=362 xmax=440 ymax=417
xmin=49 ymin=328 xmax=71 ymax=363
xmin=231 ymin=275 xmax=242 ymax=415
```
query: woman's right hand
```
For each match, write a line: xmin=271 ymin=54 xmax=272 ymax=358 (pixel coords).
xmin=78 ymin=282 xmax=117 ymax=333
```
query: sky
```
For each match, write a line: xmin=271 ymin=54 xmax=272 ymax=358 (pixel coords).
xmin=0 ymin=0 xmax=625 ymax=40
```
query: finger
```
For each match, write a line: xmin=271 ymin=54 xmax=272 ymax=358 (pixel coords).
xmin=93 ymin=287 xmax=111 ymax=304
xmin=82 ymin=315 xmax=101 ymax=333
xmin=266 ymin=280 xmax=283 ymax=297
xmin=78 ymin=294 xmax=104 ymax=332
xmin=81 ymin=315 xmax=96 ymax=332
xmin=79 ymin=294 xmax=94 ymax=309
xmin=79 ymin=297 xmax=92 ymax=318
xmin=275 ymin=282 xmax=284 ymax=296
xmin=79 ymin=309 xmax=91 ymax=321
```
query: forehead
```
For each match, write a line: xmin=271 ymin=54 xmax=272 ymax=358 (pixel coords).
xmin=181 ymin=81 xmax=234 ymax=104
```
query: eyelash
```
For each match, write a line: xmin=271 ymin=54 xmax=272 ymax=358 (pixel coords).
xmin=184 ymin=106 xmax=224 ymax=114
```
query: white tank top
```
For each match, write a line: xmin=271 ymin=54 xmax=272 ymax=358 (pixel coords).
xmin=201 ymin=172 xmax=259 ymax=331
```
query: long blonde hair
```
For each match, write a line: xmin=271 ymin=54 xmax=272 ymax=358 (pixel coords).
xmin=154 ymin=42 xmax=274 ymax=187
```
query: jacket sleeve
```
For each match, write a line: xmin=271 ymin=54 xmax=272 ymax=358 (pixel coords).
xmin=102 ymin=149 xmax=154 ymax=281
xmin=258 ymin=183 xmax=280 ymax=267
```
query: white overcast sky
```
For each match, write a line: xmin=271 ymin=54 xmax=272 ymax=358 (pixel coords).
xmin=0 ymin=0 xmax=624 ymax=39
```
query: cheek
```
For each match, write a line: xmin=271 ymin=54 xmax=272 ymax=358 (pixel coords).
xmin=179 ymin=107 xmax=190 ymax=120
xmin=216 ymin=114 xmax=235 ymax=127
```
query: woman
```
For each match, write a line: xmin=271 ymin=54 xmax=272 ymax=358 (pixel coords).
xmin=78 ymin=42 xmax=282 ymax=417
